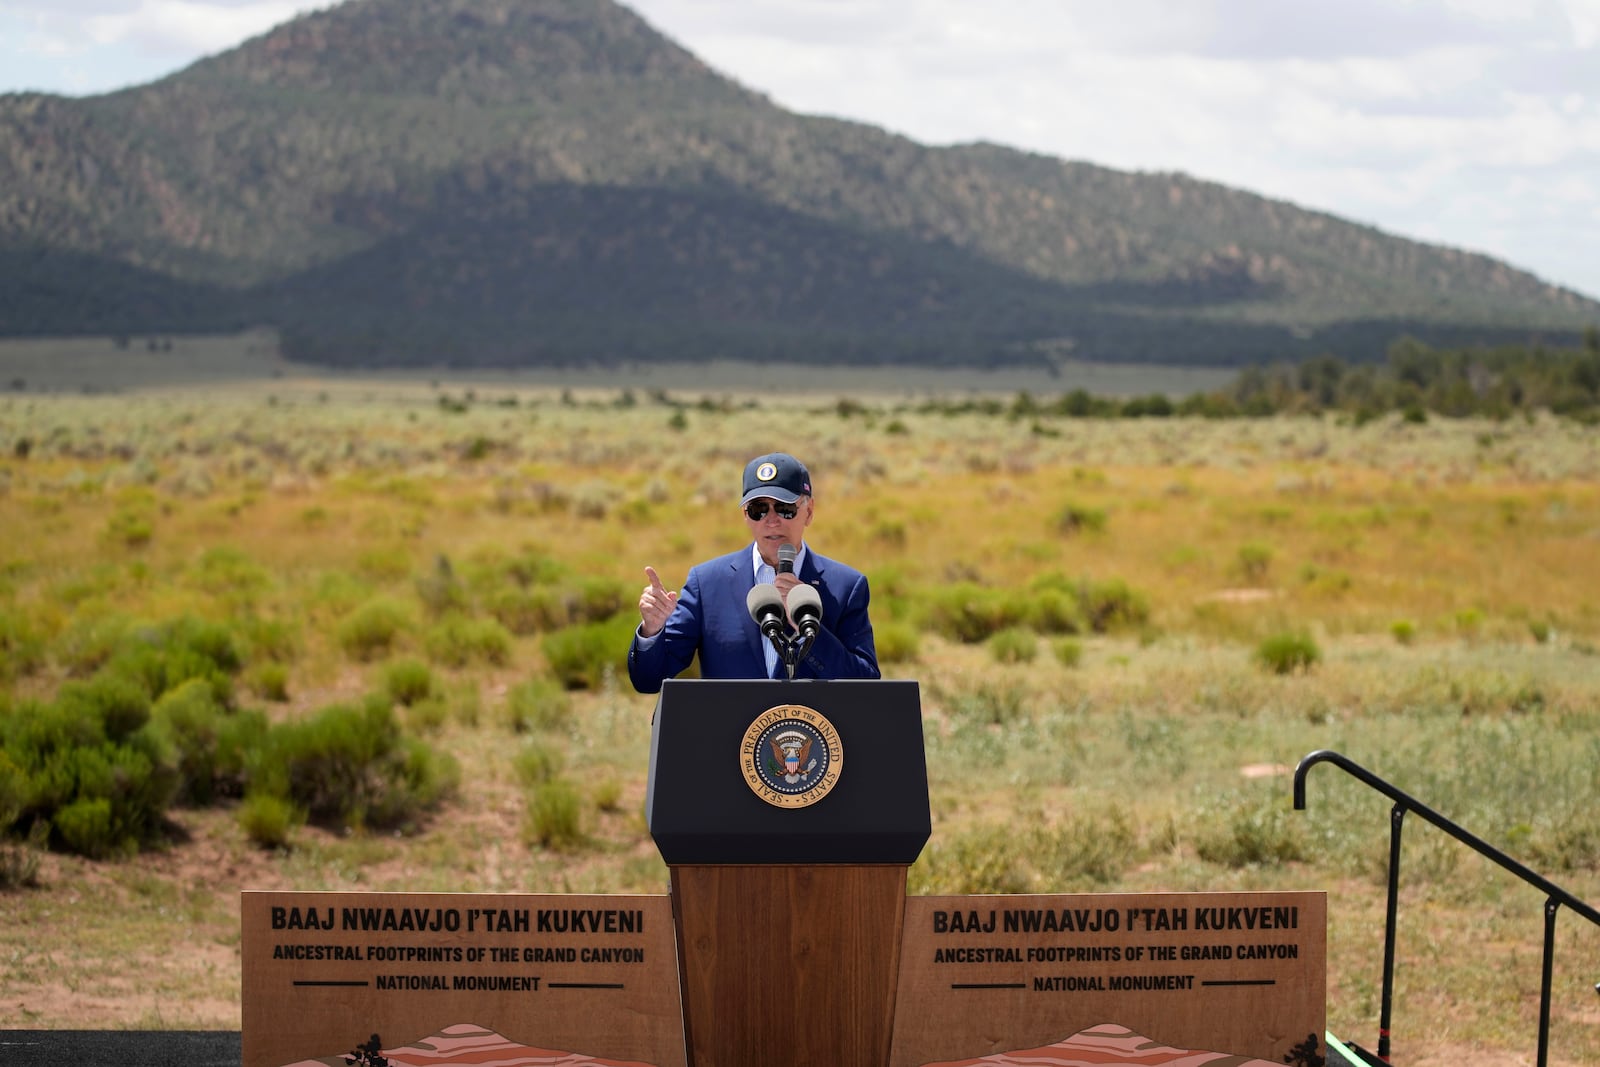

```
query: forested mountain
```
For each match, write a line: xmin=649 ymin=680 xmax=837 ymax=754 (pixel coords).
xmin=2 ymin=0 xmax=1595 ymax=369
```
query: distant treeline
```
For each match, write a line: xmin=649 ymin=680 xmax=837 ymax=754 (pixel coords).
xmin=933 ymin=331 xmax=1600 ymax=423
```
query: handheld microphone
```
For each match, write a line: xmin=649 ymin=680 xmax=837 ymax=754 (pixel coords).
xmin=746 ymin=584 xmax=789 ymax=652
xmin=777 ymin=543 xmax=796 ymax=575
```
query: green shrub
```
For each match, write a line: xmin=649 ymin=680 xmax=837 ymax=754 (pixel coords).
xmin=1028 ymin=589 xmax=1083 ymax=635
xmin=246 ymin=661 xmax=290 ymax=702
xmin=0 ymin=751 xmax=24 ymax=828
xmin=1191 ymin=791 xmax=1307 ymax=867
xmin=37 ymin=737 xmax=179 ymax=859
xmin=415 ymin=555 xmax=468 ymax=618
xmin=336 ymin=599 xmax=411 ymax=662
xmin=0 ymin=840 xmax=40 ymax=890
xmin=188 ymin=546 xmax=272 ymax=604
xmin=0 ymin=613 xmax=46 ymax=683
xmin=447 ymin=684 xmax=482 ymax=728
xmin=96 ymin=616 xmax=243 ymax=709
xmin=986 ymin=627 xmax=1038 ymax=665
xmin=1053 ymin=637 xmax=1084 ymax=668
xmin=104 ymin=509 xmax=153 ymax=548
xmin=214 ymin=709 xmax=270 ymax=798
xmin=1256 ymin=631 xmax=1321 ymax=674
xmin=0 ymin=703 xmax=102 ymax=798
xmin=55 ymin=673 xmax=152 ymax=742
xmin=380 ymin=658 xmax=437 ymax=707
xmin=1078 ymin=577 xmax=1150 ymax=633
xmin=568 ymin=577 xmax=632 ymax=625
xmin=0 ymin=751 xmax=36 ymax=885
xmin=525 ymin=778 xmax=584 ymax=850
xmin=161 ymin=616 xmax=243 ymax=673
xmin=424 ymin=616 xmax=512 ymax=668
xmin=542 ymin=615 xmax=636 ymax=690
xmin=2 ymin=617 xmax=246 ymax=857
xmin=146 ymin=680 xmax=264 ymax=808
xmin=52 ymin=614 xmax=134 ymax=677
xmin=948 ymin=682 xmax=1028 ymax=726
xmin=1529 ymin=819 xmax=1600 ymax=873
xmin=1052 ymin=502 xmax=1108 ymax=535
xmin=922 ymin=583 xmax=1029 ymax=643
xmin=486 ymin=587 xmax=567 ymax=635
xmin=253 ymin=698 xmax=458 ymax=832
xmin=53 ymin=797 xmax=121 ymax=859
xmin=870 ymin=519 xmax=907 ymax=547
xmin=872 ymin=621 xmax=920 ymax=665
xmin=593 ymin=778 xmax=623 ymax=813
xmin=240 ymin=617 xmax=300 ymax=664
xmin=908 ymin=814 xmax=1132 ymax=895
xmin=493 ymin=548 xmax=570 ymax=589
xmin=512 ymin=742 xmax=565 ymax=786
xmin=909 ymin=828 xmax=1034 ymax=894
xmin=149 ymin=679 xmax=227 ymax=805
xmin=503 ymin=678 xmax=574 ymax=734
xmin=237 ymin=792 xmax=303 ymax=850
xmin=405 ymin=695 xmax=451 ymax=734
xmin=1236 ymin=542 xmax=1274 ymax=583
xmin=1037 ymin=809 xmax=1137 ymax=884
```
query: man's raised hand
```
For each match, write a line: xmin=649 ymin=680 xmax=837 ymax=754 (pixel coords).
xmin=638 ymin=566 xmax=678 ymax=637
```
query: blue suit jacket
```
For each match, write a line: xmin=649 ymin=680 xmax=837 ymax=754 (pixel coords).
xmin=627 ymin=546 xmax=880 ymax=694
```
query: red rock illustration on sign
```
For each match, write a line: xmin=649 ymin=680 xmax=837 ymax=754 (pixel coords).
xmin=279 ymin=1021 xmax=662 ymax=1067
xmin=918 ymin=1022 xmax=1290 ymax=1067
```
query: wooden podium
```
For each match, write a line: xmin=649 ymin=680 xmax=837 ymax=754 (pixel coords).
xmin=647 ymin=679 xmax=930 ymax=1067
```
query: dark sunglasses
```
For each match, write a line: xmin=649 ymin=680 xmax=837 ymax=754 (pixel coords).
xmin=744 ymin=500 xmax=800 ymax=521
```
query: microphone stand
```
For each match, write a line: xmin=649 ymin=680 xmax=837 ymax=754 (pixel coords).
xmin=785 ymin=631 xmax=814 ymax=678
xmin=781 ymin=632 xmax=802 ymax=679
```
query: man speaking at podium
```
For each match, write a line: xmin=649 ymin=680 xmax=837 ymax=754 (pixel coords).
xmin=628 ymin=451 xmax=880 ymax=693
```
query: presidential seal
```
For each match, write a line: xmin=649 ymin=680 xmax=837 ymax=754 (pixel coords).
xmin=740 ymin=704 xmax=843 ymax=808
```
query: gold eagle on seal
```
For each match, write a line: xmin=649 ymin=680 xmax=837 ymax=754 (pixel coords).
xmin=768 ymin=730 xmax=815 ymax=783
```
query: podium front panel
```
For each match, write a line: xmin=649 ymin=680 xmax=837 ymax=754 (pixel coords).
xmin=646 ymin=678 xmax=931 ymax=865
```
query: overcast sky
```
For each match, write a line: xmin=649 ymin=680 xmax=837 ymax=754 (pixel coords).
xmin=4 ymin=0 xmax=1598 ymax=300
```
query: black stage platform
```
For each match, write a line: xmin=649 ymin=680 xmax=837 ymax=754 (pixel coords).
xmin=0 ymin=1030 xmax=239 ymax=1066
xmin=0 ymin=1030 xmax=1371 ymax=1066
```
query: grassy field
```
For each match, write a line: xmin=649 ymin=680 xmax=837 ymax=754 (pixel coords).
xmin=1 ymin=377 xmax=1598 ymax=1064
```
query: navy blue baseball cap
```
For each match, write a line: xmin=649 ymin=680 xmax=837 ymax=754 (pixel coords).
xmin=740 ymin=452 xmax=812 ymax=506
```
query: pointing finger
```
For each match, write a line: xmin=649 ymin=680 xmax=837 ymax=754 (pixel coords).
xmin=644 ymin=566 xmax=668 ymax=596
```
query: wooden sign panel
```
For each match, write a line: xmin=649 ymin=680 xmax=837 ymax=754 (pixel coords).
xmin=241 ymin=891 xmax=685 ymax=1067
xmin=892 ymin=891 xmax=1326 ymax=1067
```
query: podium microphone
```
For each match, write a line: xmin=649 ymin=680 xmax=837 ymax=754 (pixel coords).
xmin=786 ymin=584 xmax=823 ymax=665
xmin=746 ymin=584 xmax=790 ymax=660
xmin=777 ymin=543 xmax=796 ymax=575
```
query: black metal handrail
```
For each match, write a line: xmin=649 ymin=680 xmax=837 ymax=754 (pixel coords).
xmin=1293 ymin=749 xmax=1600 ymax=1067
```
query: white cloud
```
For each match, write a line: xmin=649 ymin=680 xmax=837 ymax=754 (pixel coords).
xmin=2 ymin=0 xmax=306 ymax=79
xmin=93 ymin=0 xmax=310 ymax=55
xmin=1554 ymin=0 xmax=1600 ymax=45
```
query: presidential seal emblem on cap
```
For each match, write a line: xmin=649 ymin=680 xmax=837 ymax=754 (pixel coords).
xmin=740 ymin=704 xmax=842 ymax=808
xmin=740 ymin=452 xmax=811 ymax=506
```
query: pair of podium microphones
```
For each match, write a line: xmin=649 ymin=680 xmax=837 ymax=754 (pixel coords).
xmin=745 ymin=544 xmax=823 ymax=679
